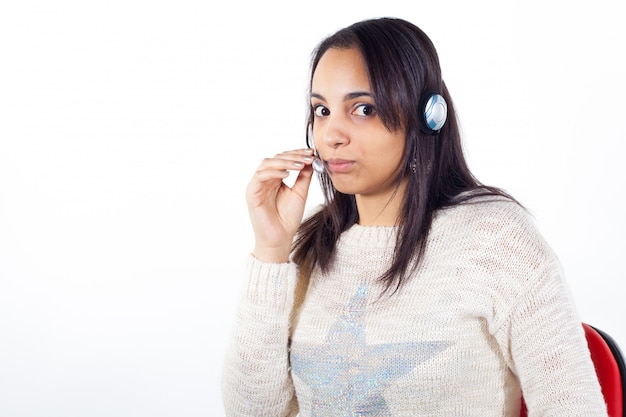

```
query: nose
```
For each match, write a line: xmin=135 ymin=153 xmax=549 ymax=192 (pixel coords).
xmin=317 ymin=113 xmax=350 ymax=150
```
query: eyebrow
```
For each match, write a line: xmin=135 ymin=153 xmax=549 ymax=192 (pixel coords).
xmin=310 ymin=91 xmax=373 ymax=101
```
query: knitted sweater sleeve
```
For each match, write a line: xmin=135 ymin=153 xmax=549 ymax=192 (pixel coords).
xmin=221 ymin=255 xmax=299 ymax=417
xmin=489 ymin=205 xmax=608 ymax=416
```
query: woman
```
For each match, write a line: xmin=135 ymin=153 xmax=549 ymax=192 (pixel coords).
xmin=222 ymin=17 xmax=607 ymax=416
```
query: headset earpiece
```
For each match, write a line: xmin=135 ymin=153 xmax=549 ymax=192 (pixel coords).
xmin=420 ymin=92 xmax=447 ymax=135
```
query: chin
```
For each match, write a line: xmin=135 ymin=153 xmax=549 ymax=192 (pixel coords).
xmin=333 ymin=186 xmax=357 ymax=196
xmin=332 ymin=183 xmax=367 ymax=197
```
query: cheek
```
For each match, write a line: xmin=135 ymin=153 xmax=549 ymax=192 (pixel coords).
xmin=378 ymin=135 xmax=406 ymax=167
xmin=366 ymin=147 xmax=405 ymax=179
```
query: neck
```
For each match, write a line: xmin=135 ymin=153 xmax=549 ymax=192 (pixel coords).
xmin=355 ymin=178 xmax=407 ymax=226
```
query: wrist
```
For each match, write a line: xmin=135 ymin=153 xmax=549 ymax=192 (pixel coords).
xmin=252 ymin=244 xmax=291 ymax=264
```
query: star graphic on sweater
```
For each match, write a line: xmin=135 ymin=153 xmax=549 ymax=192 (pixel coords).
xmin=290 ymin=285 xmax=449 ymax=416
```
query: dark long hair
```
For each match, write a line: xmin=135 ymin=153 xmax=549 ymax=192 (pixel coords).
xmin=292 ymin=17 xmax=515 ymax=292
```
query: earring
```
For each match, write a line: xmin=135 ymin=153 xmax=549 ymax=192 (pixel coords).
xmin=409 ymin=160 xmax=417 ymax=174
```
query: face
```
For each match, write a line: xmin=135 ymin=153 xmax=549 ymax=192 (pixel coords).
xmin=311 ymin=47 xmax=407 ymax=199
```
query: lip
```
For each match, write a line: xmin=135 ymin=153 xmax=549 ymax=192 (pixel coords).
xmin=326 ymin=158 xmax=355 ymax=173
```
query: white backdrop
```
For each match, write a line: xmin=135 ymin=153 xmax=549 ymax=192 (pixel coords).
xmin=1 ymin=1 xmax=624 ymax=416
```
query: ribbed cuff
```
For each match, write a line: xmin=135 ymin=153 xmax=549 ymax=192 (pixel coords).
xmin=243 ymin=254 xmax=298 ymax=311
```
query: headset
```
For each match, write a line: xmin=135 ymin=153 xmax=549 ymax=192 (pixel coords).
xmin=419 ymin=92 xmax=448 ymax=135
xmin=306 ymin=92 xmax=447 ymax=173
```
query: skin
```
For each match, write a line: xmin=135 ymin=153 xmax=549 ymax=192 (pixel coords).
xmin=311 ymin=47 xmax=408 ymax=225
xmin=246 ymin=47 xmax=408 ymax=263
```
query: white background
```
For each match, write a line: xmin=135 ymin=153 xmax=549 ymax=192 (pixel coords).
xmin=1 ymin=1 xmax=624 ymax=416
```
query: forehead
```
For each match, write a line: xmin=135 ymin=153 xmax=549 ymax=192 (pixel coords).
xmin=311 ymin=47 xmax=371 ymax=94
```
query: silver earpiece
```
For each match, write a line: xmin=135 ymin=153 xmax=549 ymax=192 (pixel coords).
xmin=421 ymin=92 xmax=447 ymax=134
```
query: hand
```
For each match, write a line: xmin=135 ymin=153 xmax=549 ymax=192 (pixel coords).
xmin=246 ymin=148 xmax=315 ymax=263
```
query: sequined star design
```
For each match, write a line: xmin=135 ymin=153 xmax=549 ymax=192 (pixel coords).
xmin=290 ymin=285 xmax=450 ymax=416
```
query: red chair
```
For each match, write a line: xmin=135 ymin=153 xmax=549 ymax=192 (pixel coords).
xmin=520 ymin=323 xmax=625 ymax=417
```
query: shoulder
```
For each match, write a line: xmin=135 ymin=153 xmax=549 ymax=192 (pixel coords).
xmin=433 ymin=195 xmax=558 ymax=273
xmin=431 ymin=196 xmax=567 ymax=327
xmin=435 ymin=195 xmax=535 ymax=238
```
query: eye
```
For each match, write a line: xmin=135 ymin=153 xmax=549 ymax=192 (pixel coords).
xmin=313 ymin=104 xmax=330 ymax=117
xmin=353 ymin=103 xmax=376 ymax=117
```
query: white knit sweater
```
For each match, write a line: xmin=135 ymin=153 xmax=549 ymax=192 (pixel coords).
xmin=222 ymin=198 xmax=608 ymax=416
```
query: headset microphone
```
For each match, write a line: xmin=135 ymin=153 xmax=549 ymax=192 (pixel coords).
xmin=312 ymin=158 xmax=325 ymax=173
xmin=306 ymin=124 xmax=325 ymax=173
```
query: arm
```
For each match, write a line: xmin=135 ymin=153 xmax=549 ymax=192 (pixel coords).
xmin=222 ymin=149 xmax=315 ymax=416
xmin=221 ymin=256 xmax=300 ymax=416
xmin=489 ymin=205 xmax=608 ymax=416
xmin=505 ymin=262 xmax=608 ymax=416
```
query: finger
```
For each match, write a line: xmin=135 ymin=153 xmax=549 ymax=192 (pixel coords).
xmin=250 ymin=151 xmax=314 ymax=189
xmin=252 ymin=166 xmax=291 ymax=182
xmin=275 ymin=148 xmax=315 ymax=159
xmin=246 ymin=149 xmax=315 ymax=205
xmin=256 ymin=149 xmax=315 ymax=171
xmin=290 ymin=164 xmax=314 ymax=201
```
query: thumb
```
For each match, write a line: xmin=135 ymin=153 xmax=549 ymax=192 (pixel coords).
xmin=291 ymin=165 xmax=314 ymax=203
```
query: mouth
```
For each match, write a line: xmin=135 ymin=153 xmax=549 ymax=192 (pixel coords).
xmin=326 ymin=158 xmax=355 ymax=173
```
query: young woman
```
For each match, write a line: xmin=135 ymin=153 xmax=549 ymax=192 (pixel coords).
xmin=222 ymin=17 xmax=608 ymax=416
